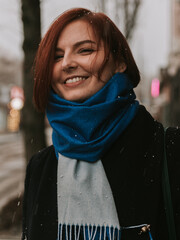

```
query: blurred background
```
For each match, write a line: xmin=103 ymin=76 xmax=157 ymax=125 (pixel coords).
xmin=0 ymin=0 xmax=180 ymax=238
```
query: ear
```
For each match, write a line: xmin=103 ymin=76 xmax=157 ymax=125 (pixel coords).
xmin=115 ymin=62 xmax=127 ymax=73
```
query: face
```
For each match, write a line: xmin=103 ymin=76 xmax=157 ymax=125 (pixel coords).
xmin=52 ymin=20 xmax=124 ymax=102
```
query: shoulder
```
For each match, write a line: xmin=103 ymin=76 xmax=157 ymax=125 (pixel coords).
xmin=166 ymin=127 xmax=180 ymax=147
xmin=165 ymin=127 xmax=180 ymax=165
xmin=165 ymin=126 xmax=180 ymax=160
xmin=26 ymin=145 xmax=56 ymax=180
xmin=28 ymin=145 xmax=56 ymax=167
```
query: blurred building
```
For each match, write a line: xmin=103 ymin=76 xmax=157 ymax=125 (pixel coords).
xmin=158 ymin=0 xmax=180 ymax=126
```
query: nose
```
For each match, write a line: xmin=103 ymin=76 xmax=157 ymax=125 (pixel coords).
xmin=61 ymin=53 xmax=78 ymax=72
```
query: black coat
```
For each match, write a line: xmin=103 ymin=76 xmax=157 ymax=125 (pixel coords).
xmin=22 ymin=106 xmax=180 ymax=240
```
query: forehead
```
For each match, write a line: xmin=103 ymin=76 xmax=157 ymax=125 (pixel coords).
xmin=57 ymin=20 xmax=99 ymax=46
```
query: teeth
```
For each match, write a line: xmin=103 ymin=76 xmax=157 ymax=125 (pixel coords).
xmin=65 ymin=77 xmax=86 ymax=84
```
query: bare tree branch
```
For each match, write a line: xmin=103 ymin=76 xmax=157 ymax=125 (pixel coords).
xmin=100 ymin=0 xmax=142 ymax=41
xmin=125 ymin=0 xmax=141 ymax=40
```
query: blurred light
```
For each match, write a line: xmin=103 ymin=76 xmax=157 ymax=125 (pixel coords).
xmin=8 ymin=86 xmax=24 ymax=132
xmin=7 ymin=109 xmax=20 ymax=132
xmin=10 ymin=98 xmax=24 ymax=110
xmin=10 ymin=109 xmax=19 ymax=118
xmin=10 ymin=86 xmax=24 ymax=100
xmin=151 ymin=78 xmax=160 ymax=98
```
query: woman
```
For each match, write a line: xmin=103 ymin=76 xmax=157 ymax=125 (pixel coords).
xmin=22 ymin=8 xmax=180 ymax=240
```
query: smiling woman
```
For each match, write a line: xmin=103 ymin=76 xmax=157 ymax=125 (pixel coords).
xmin=33 ymin=8 xmax=140 ymax=111
xmin=52 ymin=20 xmax=119 ymax=102
xmin=22 ymin=7 xmax=180 ymax=240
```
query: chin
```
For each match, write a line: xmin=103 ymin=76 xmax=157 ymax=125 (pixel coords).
xmin=63 ymin=95 xmax=86 ymax=103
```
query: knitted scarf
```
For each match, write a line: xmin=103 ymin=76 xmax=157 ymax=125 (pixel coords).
xmin=46 ymin=72 xmax=139 ymax=162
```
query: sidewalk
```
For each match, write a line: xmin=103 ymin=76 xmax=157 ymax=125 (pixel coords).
xmin=0 ymin=132 xmax=24 ymax=239
xmin=0 ymin=232 xmax=21 ymax=240
xmin=0 ymin=129 xmax=52 ymax=239
xmin=0 ymin=132 xmax=25 ymax=211
xmin=0 ymin=128 xmax=52 ymax=211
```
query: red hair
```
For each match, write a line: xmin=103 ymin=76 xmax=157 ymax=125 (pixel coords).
xmin=33 ymin=8 xmax=140 ymax=111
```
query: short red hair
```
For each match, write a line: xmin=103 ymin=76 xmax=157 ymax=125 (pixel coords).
xmin=33 ymin=8 xmax=140 ymax=111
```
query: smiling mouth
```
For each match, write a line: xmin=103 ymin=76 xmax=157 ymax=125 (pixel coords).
xmin=65 ymin=76 xmax=88 ymax=84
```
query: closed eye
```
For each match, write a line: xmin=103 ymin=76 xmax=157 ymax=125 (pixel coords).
xmin=79 ymin=48 xmax=95 ymax=54
xmin=54 ymin=55 xmax=64 ymax=61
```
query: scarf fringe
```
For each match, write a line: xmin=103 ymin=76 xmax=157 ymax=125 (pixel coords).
xmin=58 ymin=224 xmax=121 ymax=240
xmin=58 ymin=223 xmax=154 ymax=240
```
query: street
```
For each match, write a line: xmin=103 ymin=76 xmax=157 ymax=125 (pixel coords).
xmin=0 ymin=132 xmax=25 ymax=239
xmin=0 ymin=128 xmax=52 ymax=210
xmin=0 ymin=132 xmax=25 ymax=211
xmin=0 ymin=129 xmax=52 ymax=239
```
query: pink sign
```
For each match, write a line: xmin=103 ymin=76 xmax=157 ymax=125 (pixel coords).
xmin=151 ymin=78 xmax=160 ymax=98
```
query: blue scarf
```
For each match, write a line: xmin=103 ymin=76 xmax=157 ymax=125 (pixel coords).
xmin=46 ymin=72 xmax=139 ymax=162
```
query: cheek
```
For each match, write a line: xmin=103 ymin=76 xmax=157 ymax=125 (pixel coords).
xmin=82 ymin=53 xmax=104 ymax=75
xmin=88 ymin=60 xmax=103 ymax=76
xmin=52 ymin=64 xmax=60 ymax=81
xmin=100 ymin=63 xmax=116 ymax=82
xmin=90 ymin=53 xmax=106 ymax=76
xmin=80 ymin=56 xmax=96 ymax=73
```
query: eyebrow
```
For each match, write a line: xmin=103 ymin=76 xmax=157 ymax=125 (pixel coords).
xmin=55 ymin=40 xmax=96 ymax=51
